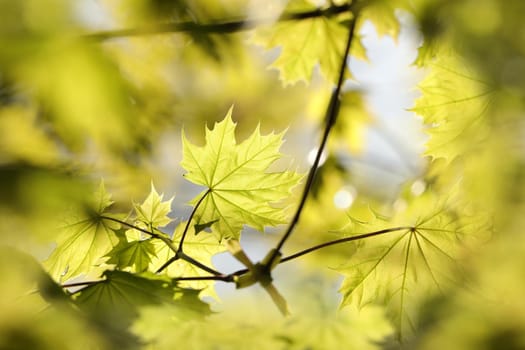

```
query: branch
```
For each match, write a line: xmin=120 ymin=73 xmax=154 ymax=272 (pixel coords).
xmin=279 ymin=226 xmax=413 ymax=263
xmin=100 ymin=215 xmax=222 ymax=276
xmin=269 ymin=12 xmax=359 ymax=263
xmin=61 ymin=280 xmax=105 ymax=289
xmin=182 ymin=226 xmax=413 ymax=282
xmin=84 ymin=4 xmax=352 ymax=41
xmin=177 ymin=188 xmax=211 ymax=253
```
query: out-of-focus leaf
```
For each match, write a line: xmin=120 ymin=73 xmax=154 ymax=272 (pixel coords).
xmin=73 ymin=270 xmax=209 ymax=322
xmin=358 ymin=0 xmax=408 ymax=39
xmin=0 ymin=106 xmax=59 ymax=165
xmin=337 ymin=188 xmax=489 ymax=339
xmin=411 ymin=53 xmax=494 ymax=162
xmin=252 ymin=0 xmax=354 ymax=85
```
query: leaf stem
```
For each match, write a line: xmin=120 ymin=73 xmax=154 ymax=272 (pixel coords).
xmin=61 ymin=280 xmax=105 ymax=288
xmin=270 ymin=11 xmax=359 ymax=263
xmin=177 ymin=189 xmax=211 ymax=254
xmin=174 ymin=275 xmax=233 ymax=282
xmin=279 ymin=226 xmax=413 ymax=263
xmin=100 ymin=215 xmax=222 ymax=276
xmin=84 ymin=3 xmax=352 ymax=41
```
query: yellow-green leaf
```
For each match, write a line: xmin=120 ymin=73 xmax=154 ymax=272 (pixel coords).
xmin=134 ymin=183 xmax=174 ymax=229
xmin=106 ymin=229 xmax=156 ymax=273
xmin=412 ymin=53 xmax=494 ymax=162
xmin=252 ymin=0 xmax=353 ymax=85
xmin=45 ymin=182 xmax=120 ymax=281
xmin=181 ymin=107 xmax=302 ymax=240
xmin=73 ymin=270 xmax=210 ymax=326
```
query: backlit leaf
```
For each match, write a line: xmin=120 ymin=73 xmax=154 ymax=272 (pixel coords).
xmin=337 ymin=190 xmax=483 ymax=339
xmin=412 ymin=53 xmax=494 ymax=161
xmin=45 ymin=182 xmax=121 ymax=281
xmin=134 ymin=183 xmax=174 ymax=229
xmin=106 ymin=229 xmax=156 ymax=273
xmin=181 ymin=107 xmax=302 ymax=240
xmin=73 ymin=270 xmax=210 ymax=326
xmin=252 ymin=0 xmax=353 ymax=85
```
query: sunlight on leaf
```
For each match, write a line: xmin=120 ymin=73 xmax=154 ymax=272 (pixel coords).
xmin=181 ymin=107 xmax=302 ymax=240
xmin=252 ymin=0 xmax=354 ymax=85
xmin=412 ymin=53 xmax=494 ymax=161
xmin=106 ymin=229 xmax=156 ymax=273
xmin=45 ymin=182 xmax=121 ymax=281
xmin=337 ymin=189 xmax=487 ymax=340
xmin=133 ymin=182 xmax=174 ymax=229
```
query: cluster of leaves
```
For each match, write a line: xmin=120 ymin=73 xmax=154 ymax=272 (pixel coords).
xmin=2 ymin=0 xmax=525 ymax=349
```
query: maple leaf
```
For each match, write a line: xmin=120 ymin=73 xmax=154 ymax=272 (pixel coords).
xmin=133 ymin=183 xmax=174 ymax=229
xmin=358 ymin=0 xmax=408 ymax=39
xmin=411 ymin=53 xmax=494 ymax=162
xmin=336 ymin=190 xmax=485 ymax=339
xmin=72 ymin=270 xmax=210 ymax=327
xmin=181 ymin=107 xmax=302 ymax=240
xmin=252 ymin=0 xmax=354 ymax=85
xmin=106 ymin=229 xmax=156 ymax=273
xmin=45 ymin=182 xmax=121 ymax=281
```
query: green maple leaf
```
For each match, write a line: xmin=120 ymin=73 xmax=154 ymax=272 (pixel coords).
xmin=150 ymin=222 xmax=225 ymax=294
xmin=252 ymin=0 xmax=355 ymax=85
xmin=412 ymin=53 xmax=494 ymax=162
xmin=336 ymin=190 xmax=484 ymax=339
xmin=106 ymin=229 xmax=156 ymax=273
xmin=73 ymin=270 xmax=210 ymax=327
xmin=181 ymin=107 xmax=302 ymax=240
xmin=358 ymin=0 xmax=408 ymax=39
xmin=45 ymin=182 xmax=121 ymax=281
xmin=134 ymin=183 xmax=174 ymax=229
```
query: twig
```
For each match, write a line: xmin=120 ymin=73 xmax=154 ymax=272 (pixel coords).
xmin=177 ymin=189 xmax=211 ymax=253
xmin=84 ymin=4 xmax=352 ymax=41
xmin=269 ymin=11 xmax=359 ymax=264
xmin=172 ymin=226 xmax=412 ymax=282
xmin=61 ymin=280 xmax=105 ymax=288
xmin=100 ymin=215 xmax=222 ymax=276
xmin=279 ymin=226 xmax=413 ymax=263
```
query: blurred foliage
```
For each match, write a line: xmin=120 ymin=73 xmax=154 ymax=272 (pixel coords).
xmin=1 ymin=0 xmax=525 ymax=348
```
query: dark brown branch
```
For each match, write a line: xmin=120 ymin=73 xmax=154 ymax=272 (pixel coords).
xmin=61 ymin=280 xmax=105 ymax=288
xmin=174 ymin=275 xmax=233 ymax=282
xmin=84 ymin=4 xmax=352 ymax=41
xmin=279 ymin=226 xmax=413 ymax=263
xmin=179 ymin=226 xmax=413 ymax=282
xmin=177 ymin=188 xmax=211 ymax=253
xmin=100 ymin=215 xmax=222 ymax=276
xmin=269 ymin=12 xmax=359 ymax=264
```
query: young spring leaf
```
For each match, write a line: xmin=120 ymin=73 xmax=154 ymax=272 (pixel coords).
xmin=181 ymin=107 xmax=302 ymax=240
xmin=45 ymin=182 xmax=121 ymax=281
xmin=336 ymin=190 xmax=484 ymax=339
xmin=412 ymin=53 xmax=494 ymax=162
xmin=358 ymin=0 xmax=407 ymax=39
xmin=106 ymin=229 xmax=156 ymax=273
xmin=252 ymin=0 xmax=353 ymax=85
xmin=134 ymin=182 xmax=174 ymax=229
